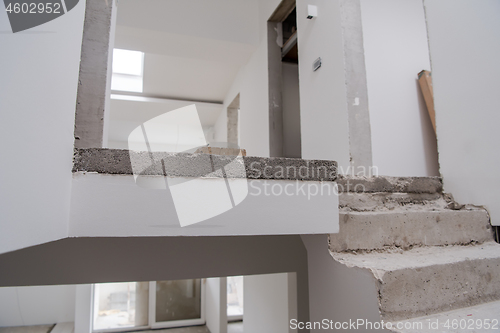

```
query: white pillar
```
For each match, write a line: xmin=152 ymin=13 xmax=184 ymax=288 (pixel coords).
xmin=206 ymin=277 xmax=228 ymax=333
xmin=74 ymin=284 xmax=93 ymax=333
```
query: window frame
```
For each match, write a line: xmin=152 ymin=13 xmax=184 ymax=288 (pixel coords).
xmin=91 ymin=280 xmax=206 ymax=333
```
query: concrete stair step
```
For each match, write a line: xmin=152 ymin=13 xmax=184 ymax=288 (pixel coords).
xmin=389 ymin=300 xmax=500 ymax=333
xmin=330 ymin=208 xmax=493 ymax=251
xmin=331 ymin=242 xmax=500 ymax=322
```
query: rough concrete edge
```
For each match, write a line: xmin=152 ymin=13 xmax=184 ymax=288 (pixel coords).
xmin=328 ymin=207 xmax=492 ymax=256
xmin=337 ymin=175 xmax=443 ymax=193
xmin=331 ymin=240 xmax=496 ymax=257
xmin=328 ymin=245 xmax=452 ymax=326
xmin=72 ymin=148 xmax=338 ymax=181
xmin=378 ymin=254 xmax=500 ymax=323
xmin=329 ymin=243 xmax=500 ymax=323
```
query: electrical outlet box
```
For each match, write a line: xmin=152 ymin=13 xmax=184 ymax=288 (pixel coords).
xmin=307 ymin=5 xmax=318 ymax=19
xmin=313 ymin=57 xmax=322 ymax=71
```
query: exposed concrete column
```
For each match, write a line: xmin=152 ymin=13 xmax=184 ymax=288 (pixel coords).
xmin=267 ymin=21 xmax=284 ymax=158
xmin=74 ymin=0 xmax=116 ymax=148
xmin=227 ymin=108 xmax=239 ymax=146
xmin=340 ymin=0 xmax=374 ymax=174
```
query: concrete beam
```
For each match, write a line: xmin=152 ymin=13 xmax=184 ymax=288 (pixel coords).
xmin=339 ymin=0 xmax=373 ymax=172
xmin=268 ymin=21 xmax=284 ymax=158
xmin=74 ymin=0 xmax=115 ymax=148
xmin=72 ymin=148 xmax=338 ymax=181
xmin=227 ymin=108 xmax=239 ymax=146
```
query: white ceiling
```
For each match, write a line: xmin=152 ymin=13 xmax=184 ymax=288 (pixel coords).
xmin=116 ymin=0 xmax=260 ymax=45
xmin=113 ymin=0 xmax=261 ymax=103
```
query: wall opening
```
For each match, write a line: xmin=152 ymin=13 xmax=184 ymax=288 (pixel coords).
xmin=227 ymin=94 xmax=240 ymax=147
xmin=88 ymin=273 xmax=295 ymax=333
xmin=268 ymin=0 xmax=302 ymax=158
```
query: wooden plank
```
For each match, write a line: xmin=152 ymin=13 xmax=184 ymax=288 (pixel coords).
xmin=269 ymin=0 xmax=295 ymax=22
xmin=282 ymin=43 xmax=298 ymax=63
xmin=281 ymin=30 xmax=297 ymax=58
xmin=418 ymin=70 xmax=436 ymax=133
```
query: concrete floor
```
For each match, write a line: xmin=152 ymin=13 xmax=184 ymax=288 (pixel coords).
xmin=391 ymin=300 xmax=500 ymax=333
xmin=0 ymin=326 xmax=54 ymax=333
xmin=227 ymin=322 xmax=243 ymax=333
xmin=128 ymin=322 xmax=243 ymax=333
xmin=0 ymin=322 xmax=244 ymax=333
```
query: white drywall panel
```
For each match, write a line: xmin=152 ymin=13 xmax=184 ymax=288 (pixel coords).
xmin=360 ymin=0 xmax=439 ymax=177
xmin=0 ymin=1 xmax=85 ymax=253
xmin=296 ymin=0 xmax=351 ymax=171
xmin=68 ymin=173 xmax=339 ymax=237
xmin=424 ymin=0 xmax=500 ymax=225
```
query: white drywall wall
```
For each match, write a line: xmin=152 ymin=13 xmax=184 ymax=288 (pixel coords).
xmin=0 ymin=2 xmax=85 ymax=253
xmin=360 ymin=0 xmax=439 ymax=177
xmin=243 ymin=273 xmax=290 ymax=333
xmin=0 ymin=285 xmax=76 ymax=326
xmin=220 ymin=45 xmax=270 ymax=157
xmin=296 ymin=0 xmax=351 ymax=171
xmin=69 ymin=173 xmax=339 ymax=236
xmin=424 ymin=0 xmax=500 ymax=225
xmin=218 ymin=0 xmax=282 ymax=157
xmin=282 ymin=63 xmax=302 ymax=158
xmin=205 ymin=277 xmax=227 ymax=333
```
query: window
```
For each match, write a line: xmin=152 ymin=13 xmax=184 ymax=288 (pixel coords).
xmin=111 ymin=49 xmax=144 ymax=93
xmin=93 ymin=279 xmax=204 ymax=332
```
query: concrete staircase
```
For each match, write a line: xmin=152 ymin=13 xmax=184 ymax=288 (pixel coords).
xmin=330 ymin=176 xmax=500 ymax=332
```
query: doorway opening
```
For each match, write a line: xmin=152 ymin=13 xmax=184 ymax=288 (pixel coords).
xmin=268 ymin=0 xmax=302 ymax=158
xmin=227 ymin=94 xmax=240 ymax=147
xmin=91 ymin=273 xmax=295 ymax=333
